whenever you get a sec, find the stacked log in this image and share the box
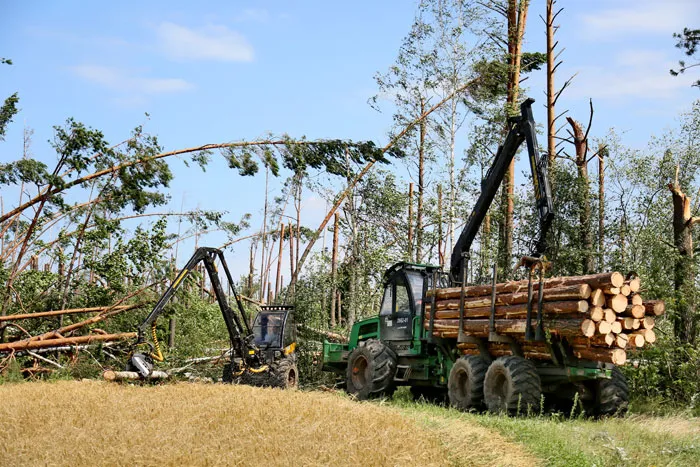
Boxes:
[425,272,664,365]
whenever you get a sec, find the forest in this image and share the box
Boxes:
[1,0,699,415]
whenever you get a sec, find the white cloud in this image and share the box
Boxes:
[580,1,699,39]
[156,22,254,62]
[71,65,194,94]
[563,49,687,100]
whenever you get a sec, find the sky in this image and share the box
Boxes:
[1,0,699,285]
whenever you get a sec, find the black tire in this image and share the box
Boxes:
[595,367,629,417]
[273,358,299,389]
[483,356,541,415]
[222,361,243,384]
[411,386,448,405]
[448,356,488,411]
[345,339,397,400]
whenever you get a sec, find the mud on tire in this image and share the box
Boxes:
[272,357,299,389]
[483,356,541,415]
[345,339,397,400]
[448,356,488,411]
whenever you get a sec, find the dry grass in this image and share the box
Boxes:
[0,381,451,467]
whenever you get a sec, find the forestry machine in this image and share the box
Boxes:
[323,98,629,416]
[127,247,298,388]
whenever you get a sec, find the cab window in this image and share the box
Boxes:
[380,275,412,315]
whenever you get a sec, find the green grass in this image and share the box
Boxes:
[389,388,700,467]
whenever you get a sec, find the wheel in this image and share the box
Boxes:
[595,367,629,417]
[411,386,448,405]
[448,356,488,411]
[483,356,541,415]
[345,339,397,400]
[273,358,299,389]
[222,361,243,384]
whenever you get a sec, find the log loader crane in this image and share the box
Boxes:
[322,99,629,415]
[127,247,298,388]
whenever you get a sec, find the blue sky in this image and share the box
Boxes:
[1,0,699,283]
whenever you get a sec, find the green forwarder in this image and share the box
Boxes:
[322,100,628,416]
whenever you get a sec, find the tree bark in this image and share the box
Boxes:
[567,117,593,274]
[417,97,426,263]
[408,182,414,261]
[330,212,339,327]
[669,170,698,343]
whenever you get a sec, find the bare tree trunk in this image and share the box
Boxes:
[567,117,593,273]
[288,221,295,297]
[546,0,557,171]
[275,223,285,298]
[330,212,339,327]
[248,241,255,298]
[500,0,529,279]
[417,97,426,263]
[598,145,606,269]
[259,166,269,301]
[669,167,698,344]
[408,182,414,261]
[438,184,444,266]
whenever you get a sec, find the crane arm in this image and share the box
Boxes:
[449,98,554,279]
[136,247,252,349]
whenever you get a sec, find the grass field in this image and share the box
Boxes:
[1,381,698,466]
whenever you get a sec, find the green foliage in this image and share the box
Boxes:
[670,27,700,88]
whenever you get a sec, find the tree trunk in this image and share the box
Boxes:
[275,223,285,298]
[598,145,606,269]
[669,170,698,343]
[408,182,414,261]
[546,0,557,171]
[417,97,426,263]
[567,117,593,273]
[330,212,339,327]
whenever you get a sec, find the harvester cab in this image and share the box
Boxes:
[126,247,298,389]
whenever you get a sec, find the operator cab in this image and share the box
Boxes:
[252,306,295,349]
[379,262,442,349]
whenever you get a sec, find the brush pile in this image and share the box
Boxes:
[425,272,664,365]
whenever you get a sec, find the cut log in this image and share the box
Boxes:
[103,370,169,381]
[616,333,629,349]
[622,304,645,319]
[598,321,612,335]
[641,316,655,330]
[619,284,631,296]
[630,294,643,306]
[427,284,592,311]
[606,294,628,313]
[581,319,596,337]
[0,332,136,352]
[604,308,617,324]
[428,272,624,300]
[620,317,636,330]
[429,318,588,338]
[602,286,620,295]
[590,289,605,307]
[628,277,641,293]
[637,328,656,344]
[643,300,665,316]
[629,333,646,348]
[570,333,614,347]
[428,300,589,320]
[610,321,622,334]
[590,306,604,322]
[573,347,626,365]
[632,319,641,330]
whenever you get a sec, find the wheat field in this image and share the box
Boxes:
[0,381,455,466]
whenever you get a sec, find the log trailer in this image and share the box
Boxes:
[322,99,629,415]
[127,247,298,388]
